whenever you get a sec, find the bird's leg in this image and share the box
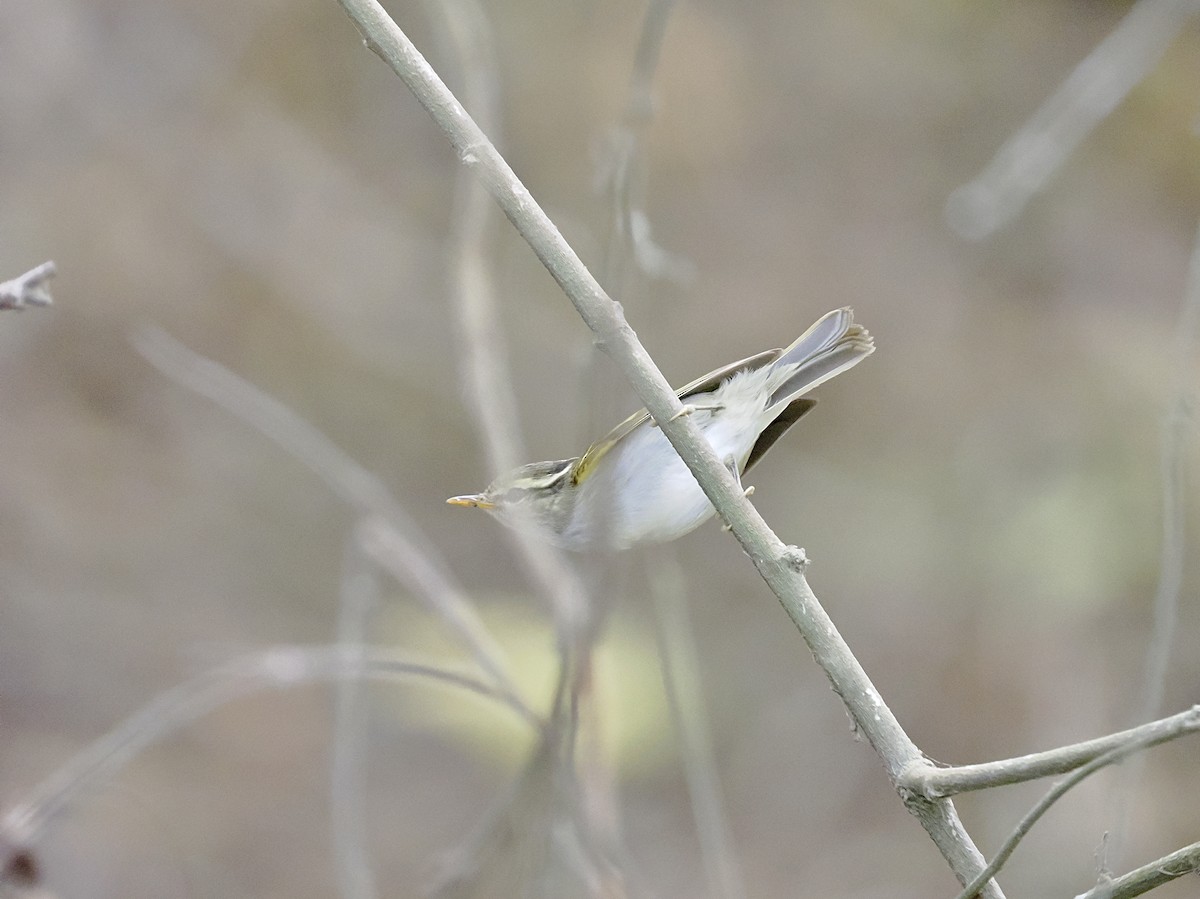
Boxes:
[723,456,753,497]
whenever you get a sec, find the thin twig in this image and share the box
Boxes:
[0,645,538,859]
[1106,211,1200,872]
[0,262,56,311]
[945,0,1197,239]
[1075,839,1200,899]
[133,326,523,710]
[951,724,1192,899]
[332,2,1001,895]
[901,705,1200,799]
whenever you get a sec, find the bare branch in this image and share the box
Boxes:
[901,705,1200,799]
[1106,206,1200,871]
[604,2,742,892]
[1075,840,1200,899]
[946,0,1197,239]
[133,326,523,709]
[332,1,1001,894]
[0,262,56,311]
[597,0,693,291]
[941,0,1200,885]
[951,721,1196,899]
[429,0,591,650]
[134,327,543,893]
[0,645,538,860]
[427,1,619,890]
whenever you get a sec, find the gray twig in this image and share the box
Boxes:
[332,1,1001,895]
[0,262,56,311]
[901,705,1200,799]
[1075,839,1200,899]
[951,723,1199,899]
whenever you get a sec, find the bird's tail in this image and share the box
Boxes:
[766,307,874,412]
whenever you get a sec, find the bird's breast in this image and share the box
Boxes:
[567,405,762,549]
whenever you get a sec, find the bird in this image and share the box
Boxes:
[447,307,873,550]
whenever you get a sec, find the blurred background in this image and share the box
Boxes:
[2,0,1199,896]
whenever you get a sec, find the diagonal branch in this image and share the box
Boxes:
[133,326,522,708]
[945,0,1197,240]
[332,1,1002,895]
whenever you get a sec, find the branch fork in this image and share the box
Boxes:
[0,262,56,311]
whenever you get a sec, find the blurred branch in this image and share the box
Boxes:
[650,559,746,899]
[945,3,1200,889]
[1107,210,1200,870]
[134,326,544,895]
[430,0,591,665]
[133,326,524,711]
[0,645,537,864]
[0,262,55,311]
[604,1,742,894]
[333,1,1001,895]
[596,0,692,292]
[1075,840,1200,899]
[951,721,1200,899]
[331,535,382,899]
[901,705,1200,799]
[428,0,622,892]
[946,0,1197,239]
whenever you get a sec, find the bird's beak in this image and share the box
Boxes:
[446,494,496,510]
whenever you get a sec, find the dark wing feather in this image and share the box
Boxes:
[744,397,817,474]
[572,349,782,485]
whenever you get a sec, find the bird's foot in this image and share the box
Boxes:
[673,401,724,421]
[720,457,754,531]
[653,402,727,426]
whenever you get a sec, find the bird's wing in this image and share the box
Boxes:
[743,397,817,474]
[571,348,781,486]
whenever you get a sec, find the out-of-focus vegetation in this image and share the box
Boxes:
[1,1,1198,896]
